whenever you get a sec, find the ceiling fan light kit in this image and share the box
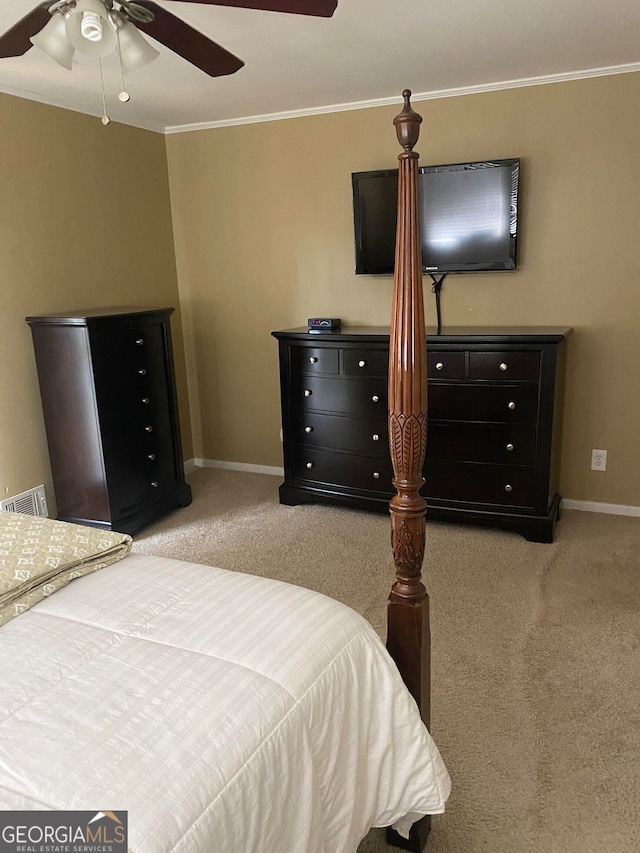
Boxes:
[28,1,158,69]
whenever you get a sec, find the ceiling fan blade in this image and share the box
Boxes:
[134,0,245,77]
[165,0,338,17]
[0,3,51,58]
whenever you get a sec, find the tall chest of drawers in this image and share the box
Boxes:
[272,325,572,543]
[27,307,192,535]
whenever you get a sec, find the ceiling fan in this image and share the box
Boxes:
[0,0,338,78]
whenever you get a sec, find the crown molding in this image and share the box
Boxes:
[164,61,640,135]
[2,61,639,135]
[0,80,166,134]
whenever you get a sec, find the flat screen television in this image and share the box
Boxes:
[352,158,520,275]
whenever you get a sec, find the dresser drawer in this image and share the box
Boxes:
[293,412,388,456]
[468,351,540,381]
[427,351,465,379]
[292,376,387,417]
[427,423,536,465]
[343,348,388,377]
[116,419,174,454]
[115,463,179,513]
[424,460,535,508]
[94,349,170,401]
[291,346,339,374]
[294,447,393,493]
[91,322,166,373]
[429,384,538,424]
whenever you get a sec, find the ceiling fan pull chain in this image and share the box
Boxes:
[99,57,110,125]
[115,29,131,102]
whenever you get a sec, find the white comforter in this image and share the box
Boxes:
[0,553,450,852]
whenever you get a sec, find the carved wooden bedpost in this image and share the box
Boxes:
[386,90,430,851]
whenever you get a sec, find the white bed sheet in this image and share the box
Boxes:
[0,553,450,852]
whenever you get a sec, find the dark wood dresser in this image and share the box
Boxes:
[27,307,192,535]
[272,325,572,543]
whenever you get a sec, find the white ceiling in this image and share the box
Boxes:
[1,0,639,134]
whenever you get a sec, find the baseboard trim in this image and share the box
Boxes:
[182,464,639,517]
[192,458,284,477]
[562,499,640,518]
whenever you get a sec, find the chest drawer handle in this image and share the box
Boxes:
[141,397,150,404]
[304,426,313,433]
[135,338,144,346]
[147,453,156,460]
[435,362,444,370]
[372,395,379,403]
[304,389,312,397]
[309,357,318,364]
[138,368,147,375]
[306,461,314,469]
[500,362,508,371]
[372,433,380,441]
[505,484,513,493]
[358,360,366,368]
[508,401,516,410]
[145,425,153,432]
[151,481,159,488]
[373,472,380,479]
[506,443,514,451]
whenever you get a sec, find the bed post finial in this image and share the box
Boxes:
[387,83,430,757]
[394,89,422,153]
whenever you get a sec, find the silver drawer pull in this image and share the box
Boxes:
[306,461,314,469]
[372,395,379,403]
[500,362,508,371]
[147,453,156,461]
[309,356,318,364]
[145,425,153,432]
[508,401,516,410]
[135,338,144,346]
[506,443,514,451]
[151,481,159,488]
[138,368,147,375]
[373,472,380,479]
[304,389,312,397]
[304,426,313,433]
[372,433,380,441]
[435,362,444,370]
[505,484,513,492]
[141,397,150,404]
[358,360,366,368]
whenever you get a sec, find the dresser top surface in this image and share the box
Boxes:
[272,325,573,343]
[26,307,174,326]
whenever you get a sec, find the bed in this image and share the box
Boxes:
[0,92,447,852]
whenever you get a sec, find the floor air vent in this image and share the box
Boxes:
[1,485,48,517]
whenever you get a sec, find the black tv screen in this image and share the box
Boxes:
[352,159,520,275]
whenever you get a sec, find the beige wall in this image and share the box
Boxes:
[0,94,191,512]
[167,72,640,507]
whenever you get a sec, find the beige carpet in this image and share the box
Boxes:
[134,467,640,853]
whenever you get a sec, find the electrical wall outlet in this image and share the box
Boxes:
[591,449,607,471]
